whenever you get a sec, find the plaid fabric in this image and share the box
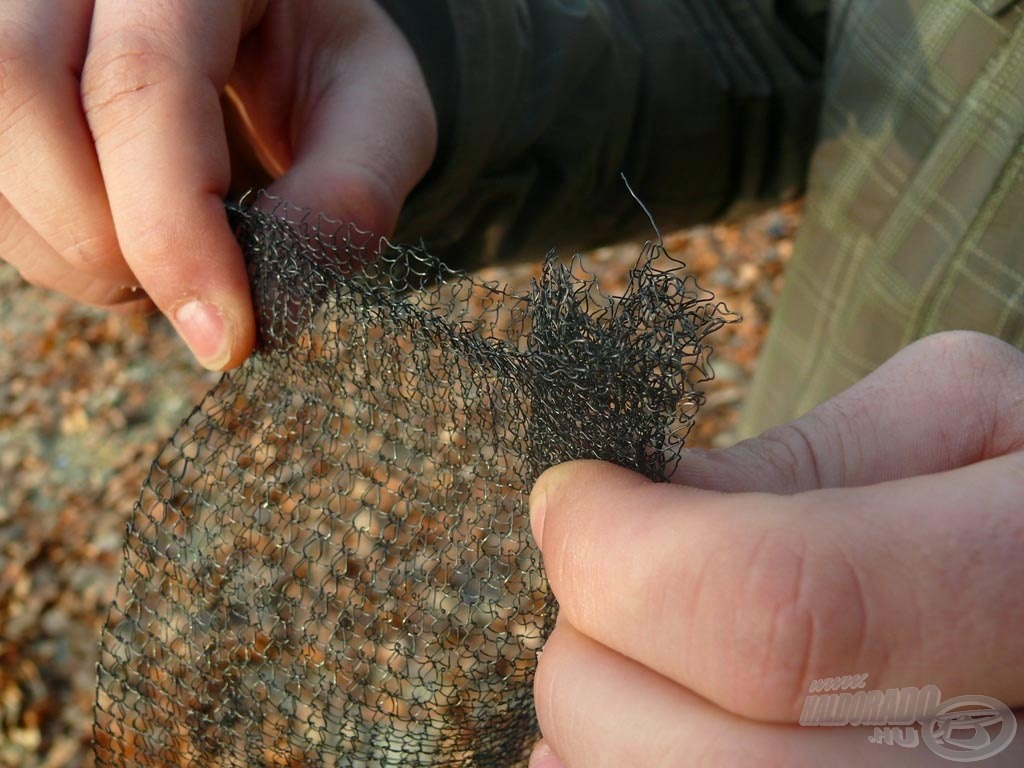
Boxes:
[740,0,1024,436]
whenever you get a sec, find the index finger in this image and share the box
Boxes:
[81,0,263,369]
[673,332,1024,494]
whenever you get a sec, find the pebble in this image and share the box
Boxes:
[0,200,802,767]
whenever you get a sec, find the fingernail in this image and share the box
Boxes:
[529,741,564,768]
[175,299,231,370]
[529,479,548,551]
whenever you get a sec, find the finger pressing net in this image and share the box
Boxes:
[93,196,735,767]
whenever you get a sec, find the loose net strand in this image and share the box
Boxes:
[93,195,736,767]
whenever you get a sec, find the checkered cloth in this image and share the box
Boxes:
[741,0,1024,435]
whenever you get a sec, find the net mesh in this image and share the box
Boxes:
[92,196,735,767]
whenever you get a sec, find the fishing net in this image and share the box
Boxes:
[92,195,734,767]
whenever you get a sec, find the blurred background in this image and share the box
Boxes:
[0,202,799,767]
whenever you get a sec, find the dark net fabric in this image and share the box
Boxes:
[93,198,733,767]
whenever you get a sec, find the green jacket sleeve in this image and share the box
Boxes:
[376,0,828,269]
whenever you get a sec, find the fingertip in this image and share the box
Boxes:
[220,288,256,369]
[257,26,438,239]
[529,462,586,551]
[171,289,255,372]
[117,196,256,372]
[216,302,256,371]
[533,459,626,492]
[172,298,231,370]
[528,485,548,552]
[265,163,400,238]
[530,461,651,552]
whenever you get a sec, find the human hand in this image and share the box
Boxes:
[0,0,436,369]
[528,331,1024,767]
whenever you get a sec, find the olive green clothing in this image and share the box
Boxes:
[742,0,1024,435]
[378,0,1024,436]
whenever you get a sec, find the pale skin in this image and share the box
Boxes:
[0,0,437,370]
[529,331,1024,767]
[1,4,1020,766]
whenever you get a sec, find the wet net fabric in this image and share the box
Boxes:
[93,197,733,767]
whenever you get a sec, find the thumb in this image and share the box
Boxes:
[262,5,437,236]
[674,331,1024,493]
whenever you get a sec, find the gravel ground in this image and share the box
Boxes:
[0,203,800,768]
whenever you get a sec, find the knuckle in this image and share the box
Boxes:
[730,525,871,718]
[0,26,37,96]
[334,172,399,235]
[732,527,815,708]
[13,259,126,308]
[81,31,176,121]
[59,233,120,273]
[904,331,1024,451]
[756,423,824,490]
[0,34,44,137]
[113,218,198,298]
[121,213,179,264]
[16,263,55,292]
[917,328,1001,353]
[907,330,1020,378]
[531,626,573,752]
[387,70,438,170]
